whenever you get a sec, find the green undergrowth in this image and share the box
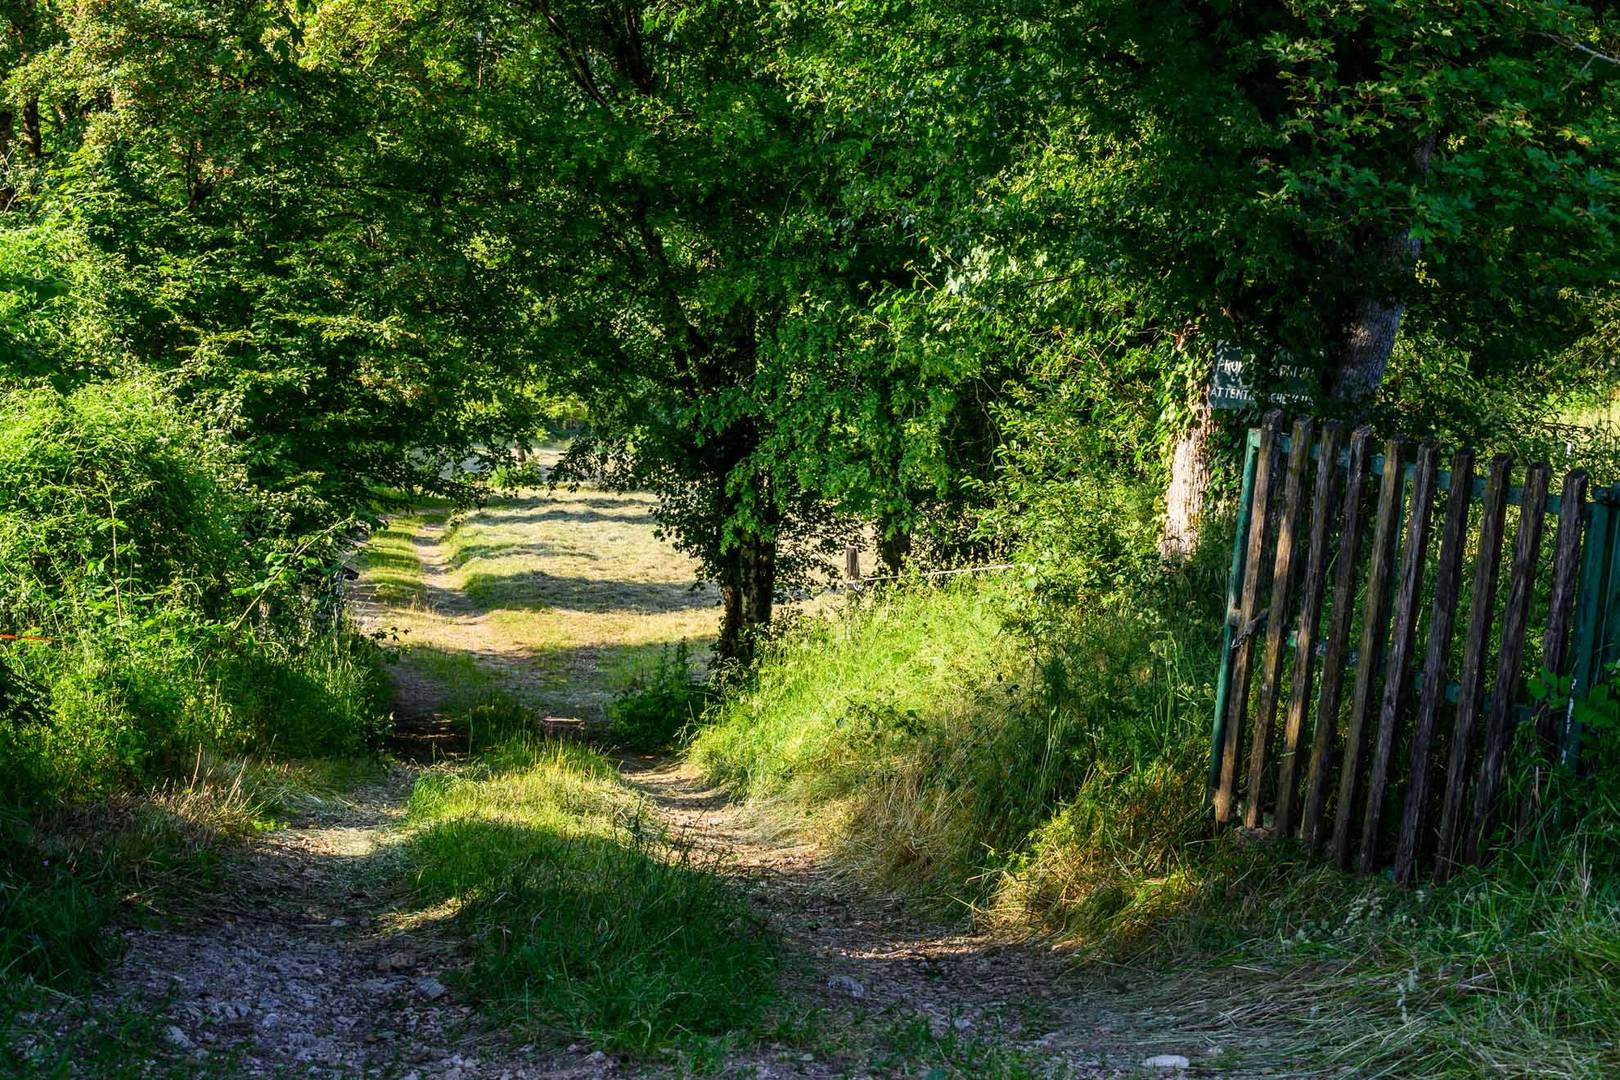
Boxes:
[0,380,394,801]
[403,736,778,1055]
[0,379,394,987]
[690,574,1216,905]
[0,995,246,1080]
[1107,826,1620,1077]
[690,566,1620,1076]
[607,640,710,752]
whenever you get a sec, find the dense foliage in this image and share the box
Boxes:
[6,0,1617,656]
[0,379,388,803]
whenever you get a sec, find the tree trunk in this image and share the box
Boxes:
[717,530,776,664]
[1331,232,1420,402]
[1160,399,1218,560]
[22,96,40,160]
[877,519,911,575]
[1332,136,1433,402]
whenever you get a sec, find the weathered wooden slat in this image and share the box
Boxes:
[1358,443,1440,872]
[1463,463,1550,865]
[1245,417,1316,828]
[1392,448,1475,884]
[1275,421,1344,839]
[1214,411,1284,824]
[1433,454,1512,883]
[1566,490,1617,768]
[1331,436,1407,869]
[1534,470,1589,757]
[1514,469,1591,828]
[1300,427,1373,849]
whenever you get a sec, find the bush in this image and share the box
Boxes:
[607,641,709,752]
[0,379,254,631]
[0,379,390,801]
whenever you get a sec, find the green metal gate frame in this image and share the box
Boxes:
[1209,426,1620,792]
[1568,482,1620,763]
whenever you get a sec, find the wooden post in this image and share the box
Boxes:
[1535,471,1588,760]
[1245,417,1315,828]
[1464,464,1550,865]
[1566,485,1618,767]
[1209,430,1263,798]
[1358,442,1439,873]
[1331,436,1407,868]
[1392,447,1474,884]
[1434,455,1512,882]
[1275,421,1343,838]
[845,543,860,584]
[1300,426,1373,848]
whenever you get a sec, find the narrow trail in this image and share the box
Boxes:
[624,759,1140,1073]
[57,483,1219,1078]
[345,487,1209,1076]
[74,756,609,1078]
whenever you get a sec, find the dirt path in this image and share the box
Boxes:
[73,768,617,1078]
[55,489,1215,1079]
[344,493,1215,1077]
[625,760,1197,1077]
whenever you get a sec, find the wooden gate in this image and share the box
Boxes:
[1209,411,1620,883]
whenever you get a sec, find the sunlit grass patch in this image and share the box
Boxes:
[355,513,434,608]
[404,737,778,1053]
[690,581,1025,894]
[439,488,718,720]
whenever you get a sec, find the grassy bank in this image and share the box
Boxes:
[689,573,1620,1077]
[691,574,1218,909]
[402,736,778,1057]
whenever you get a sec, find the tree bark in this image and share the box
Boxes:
[877,519,911,575]
[1160,399,1218,560]
[22,96,40,160]
[717,529,776,664]
[1332,136,1434,401]
[1330,232,1420,402]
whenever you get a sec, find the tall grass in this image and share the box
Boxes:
[690,566,1620,1076]
[691,574,1218,901]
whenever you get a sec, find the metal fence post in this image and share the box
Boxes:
[1565,483,1620,767]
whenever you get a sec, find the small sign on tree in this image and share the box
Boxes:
[1210,342,1317,411]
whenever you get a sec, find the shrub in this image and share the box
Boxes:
[0,379,254,631]
[606,641,709,752]
[0,379,390,802]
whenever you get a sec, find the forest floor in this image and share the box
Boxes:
[21,474,1258,1078]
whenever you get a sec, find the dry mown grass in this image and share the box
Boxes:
[359,473,721,724]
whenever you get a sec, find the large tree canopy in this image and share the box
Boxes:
[3,0,1616,647]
